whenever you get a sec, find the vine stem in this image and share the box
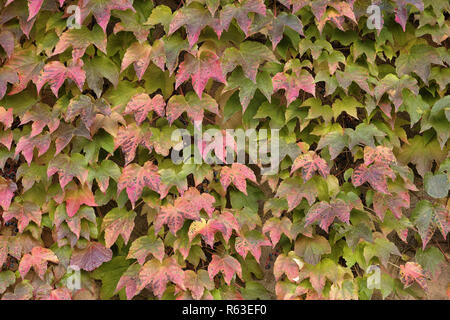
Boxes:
[388,261,400,269]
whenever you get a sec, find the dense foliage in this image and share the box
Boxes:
[0,0,449,300]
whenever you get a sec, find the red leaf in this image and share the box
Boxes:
[154,204,185,235]
[116,264,141,300]
[273,69,315,105]
[117,162,161,208]
[373,191,410,221]
[138,257,185,298]
[14,133,51,165]
[0,177,16,210]
[114,123,152,165]
[65,95,111,130]
[27,0,43,21]
[213,211,240,243]
[363,145,396,166]
[0,106,13,129]
[36,61,85,97]
[175,50,226,98]
[400,262,430,291]
[124,93,166,124]
[274,252,304,282]
[188,218,226,247]
[208,254,242,285]
[305,199,351,233]
[290,151,330,180]
[174,187,215,220]
[3,201,42,233]
[18,246,58,279]
[64,183,97,217]
[352,163,396,194]
[234,230,271,262]
[70,241,113,271]
[394,0,424,31]
[220,163,257,195]
[262,217,292,247]
[47,288,72,300]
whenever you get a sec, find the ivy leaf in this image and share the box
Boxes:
[208,254,242,285]
[188,218,226,247]
[184,269,214,300]
[117,162,161,208]
[294,235,331,265]
[221,41,276,82]
[411,200,449,249]
[273,252,304,282]
[20,103,60,138]
[53,122,91,156]
[47,153,89,189]
[262,217,292,247]
[27,0,44,21]
[273,69,315,105]
[15,133,51,165]
[397,133,446,177]
[220,0,266,36]
[52,25,107,61]
[316,130,348,160]
[424,172,449,199]
[102,208,136,248]
[138,257,185,298]
[3,201,42,233]
[88,160,121,193]
[352,163,396,194]
[0,106,13,129]
[213,211,240,243]
[399,262,430,291]
[0,271,15,294]
[0,177,17,210]
[275,176,317,211]
[174,187,216,220]
[290,151,330,181]
[305,199,351,233]
[396,44,443,84]
[373,191,410,221]
[154,204,184,235]
[4,47,43,95]
[114,123,152,165]
[18,247,58,279]
[364,146,396,166]
[64,183,97,217]
[363,237,401,267]
[166,92,219,125]
[235,230,271,262]
[0,67,19,99]
[124,93,166,125]
[374,74,419,111]
[175,49,226,98]
[121,41,165,80]
[169,6,222,48]
[84,56,119,98]
[224,69,273,112]
[220,163,257,195]
[394,0,424,31]
[115,264,141,300]
[70,241,113,272]
[36,61,85,97]
[127,236,165,264]
[80,0,135,33]
[269,11,304,49]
